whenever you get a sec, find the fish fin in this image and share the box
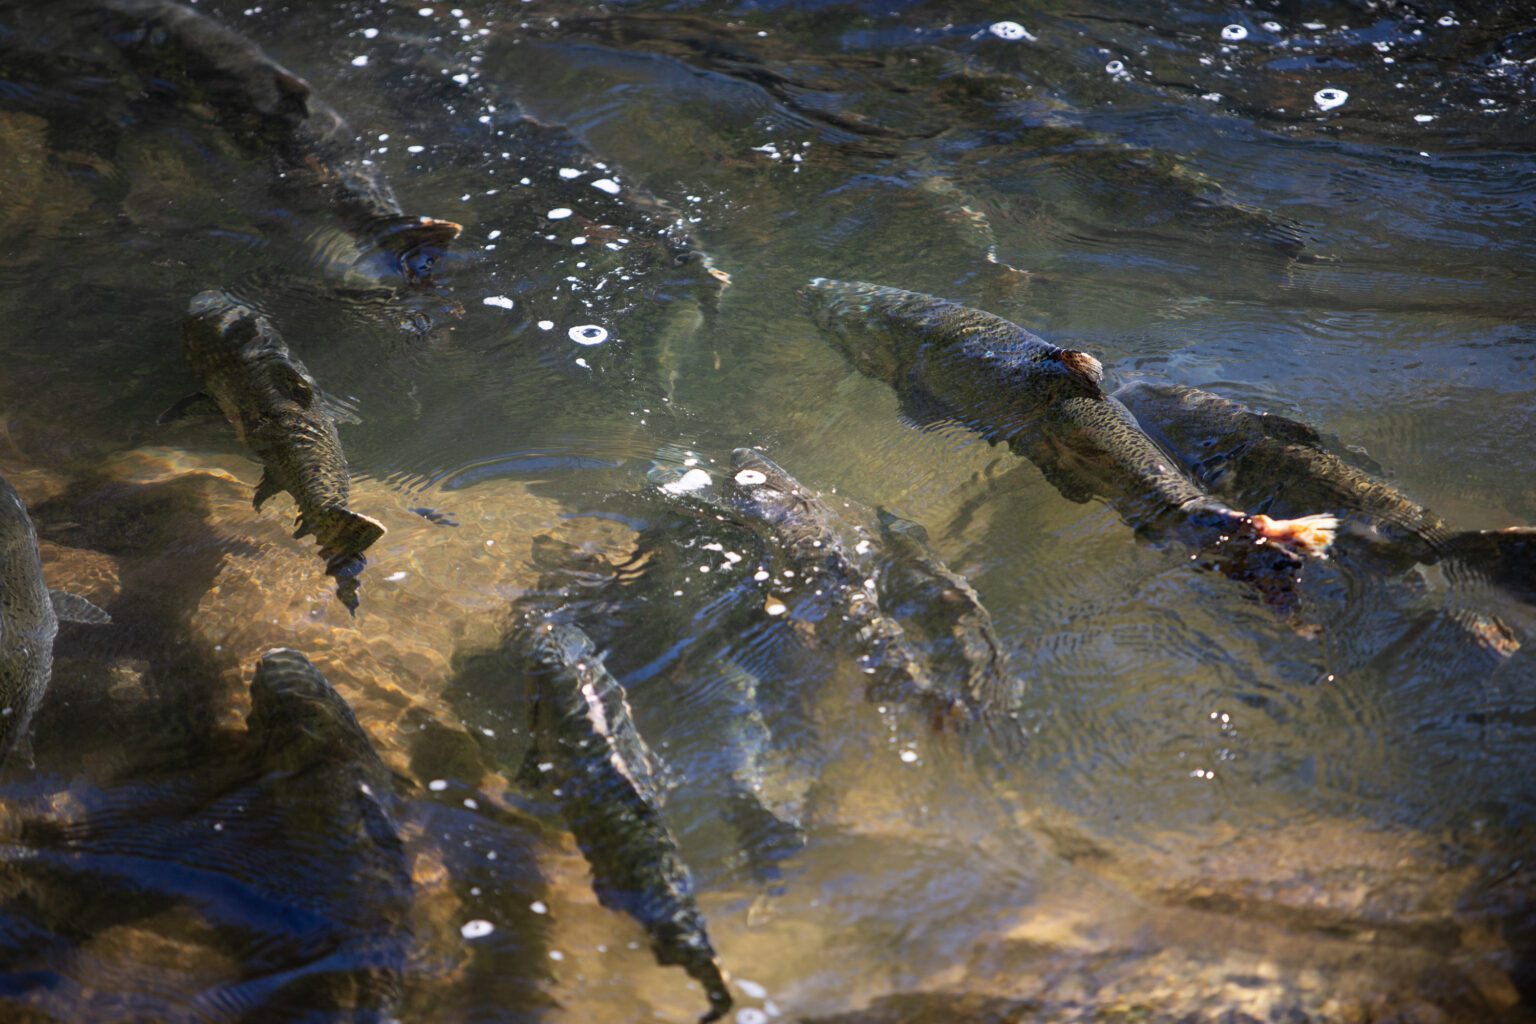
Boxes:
[1253,410,1325,447]
[272,364,316,409]
[156,391,222,426]
[1441,527,1536,604]
[364,215,463,256]
[253,469,283,512]
[271,69,311,114]
[326,553,366,616]
[1057,348,1104,390]
[49,590,110,625]
[315,509,387,563]
[1249,513,1338,558]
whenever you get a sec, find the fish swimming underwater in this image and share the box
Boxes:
[1115,380,1536,603]
[0,473,110,768]
[93,0,461,285]
[803,279,1336,608]
[170,290,384,612]
[511,615,732,1023]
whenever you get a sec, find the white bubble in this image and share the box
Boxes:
[384,571,407,582]
[461,919,494,939]
[547,208,573,220]
[428,779,448,792]
[738,979,768,1000]
[362,27,379,38]
[487,229,501,240]
[482,295,514,310]
[763,596,787,616]
[734,469,768,486]
[568,324,608,345]
[1438,14,1456,26]
[1414,113,1436,123]
[1105,60,1125,74]
[591,178,621,194]
[737,1011,770,1024]
[1314,87,1348,111]
[418,6,433,16]
[530,900,548,915]
[558,167,582,179]
[899,749,919,763]
[987,21,1034,42]
[1262,20,1281,32]
[1221,24,1248,41]
[571,236,587,246]
[407,144,425,154]
[753,570,770,582]
[537,320,554,330]
[661,468,713,495]
[350,55,369,67]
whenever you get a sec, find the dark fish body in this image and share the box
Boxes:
[180,289,384,611]
[875,513,1018,719]
[94,0,460,281]
[1116,380,1536,600]
[720,447,950,714]
[512,617,731,1023]
[0,475,59,765]
[709,657,807,876]
[804,279,1336,605]
[234,647,411,1022]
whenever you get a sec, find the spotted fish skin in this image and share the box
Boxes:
[512,617,732,1023]
[95,0,460,281]
[721,447,953,715]
[1116,380,1536,601]
[0,474,59,765]
[804,279,1336,607]
[181,290,384,612]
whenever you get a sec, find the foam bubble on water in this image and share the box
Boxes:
[571,236,587,246]
[987,21,1035,42]
[661,468,712,495]
[529,900,548,915]
[487,229,501,240]
[547,208,573,220]
[350,55,369,67]
[753,570,770,582]
[1262,20,1282,31]
[407,144,425,154]
[1438,14,1457,26]
[1105,59,1126,75]
[738,980,768,1000]
[737,1011,770,1024]
[558,168,582,179]
[763,596,787,616]
[568,324,608,345]
[428,779,448,792]
[384,571,407,582]
[482,295,514,310]
[1221,24,1248,41]
[537,320,554,330]
[461,919,494,939]
[418,6,433,15]
[899,749,919,763]
[734,469,768,486]
[362,27,379,38]
[1414,113,1436,123]
[1314,87,1348,111]
[591,178,621,194]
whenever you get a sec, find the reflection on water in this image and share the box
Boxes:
[1,0,1534,1020]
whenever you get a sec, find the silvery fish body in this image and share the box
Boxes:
[512,617,731,1023]
[804,279,1337,608]
[180,289,384,612]
[0,475,59,765]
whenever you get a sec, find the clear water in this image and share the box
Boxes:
[1,0,1533,1020]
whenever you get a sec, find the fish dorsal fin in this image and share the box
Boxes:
[1254,410,1324,447]
[272,363,316,408]
[49,590,110,625]
[272,69,311,115]
[156,391,222,426]
[1057,349,1104,391]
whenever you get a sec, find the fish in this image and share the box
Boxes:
[170,289,384,612]
[1115,379,1536,602]
[719,447,956,716]
[511,615,732,1023]
[0,473,110,768]
[94,0,461,284]
[875,512,1020,720]
[803,279,1337,608]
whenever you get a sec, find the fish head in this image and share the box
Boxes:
[723,448,806,526]
[248,647,374,767]
[800,278,906,383]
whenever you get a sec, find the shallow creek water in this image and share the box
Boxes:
[0,0,1534,1021]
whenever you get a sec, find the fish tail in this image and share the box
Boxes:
[311,508,386,563]
[1249,512,1338,558]
[1441,527,1536,603]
